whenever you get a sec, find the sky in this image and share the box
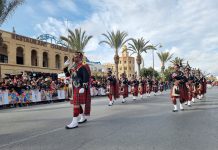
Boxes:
[1,0,218,75]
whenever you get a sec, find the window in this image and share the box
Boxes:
[129,61,131,64]
[129,67,131,71]
[16,47,24,65]
[0,44,8,63]
[64,56,68,63]
[55,54,61,69]
[43,52,49,67]
[31,50,38,66]
[124,67,127,70]
[0,55,8,63]
[124,61,126,64]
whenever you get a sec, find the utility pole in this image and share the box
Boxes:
[152,43,162,78]
[152,49,154,78]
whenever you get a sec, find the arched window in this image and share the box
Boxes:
[64,56,68,63]
[55,54,61,69]
[43,52,48,67]
[0,44,8,63]
[16,47,24,65]
[31,50,38,66]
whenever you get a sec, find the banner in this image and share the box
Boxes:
[3,91,9,105]
[0,91,3,105]
[0,87,106,106]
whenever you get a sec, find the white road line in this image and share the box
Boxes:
[0,127,64,149]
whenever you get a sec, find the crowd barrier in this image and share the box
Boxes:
[0,85,172,107]
[0,87,107,106]
[0,89,66,106]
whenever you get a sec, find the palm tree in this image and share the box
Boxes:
[170,57,184,66]
[60,28,93,53]
[99,30,129,79]
[157,51,173,73]
[128,37,156,77]
[0,0,24,25]
[0,0,24,80]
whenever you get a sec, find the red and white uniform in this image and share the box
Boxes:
[131,79,139,98]
[169,71,185,112]
[106,75,119,106]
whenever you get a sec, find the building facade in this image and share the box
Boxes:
[83,57,105,76]
[118,45,135,78]
[103,46,135,79]
[103,63,115,74]
[0,30,74,79]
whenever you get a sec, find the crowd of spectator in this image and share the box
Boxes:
[0,72,109,107]
[0,71,68,107]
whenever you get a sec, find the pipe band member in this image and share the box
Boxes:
[169,64,185,112]
[120,73,129,103]
[64,52,91,129]
[106,69,118,106]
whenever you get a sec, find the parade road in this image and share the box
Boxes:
[0,88,218,150]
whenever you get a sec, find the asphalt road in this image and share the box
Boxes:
[0,87,218,150]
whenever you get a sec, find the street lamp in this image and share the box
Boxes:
[152,49,155,78]
[152,43,162,78]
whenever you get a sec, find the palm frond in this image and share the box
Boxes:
[99,30,129,53]
[60,28,92,53]
[0,0,24,25]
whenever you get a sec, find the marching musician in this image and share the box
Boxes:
[159,80,164,95]
[106,69,117,106]
[169,64,185,112]
[64,52,91,129]
[138,76,145,99]
[120,72,129,103]
[131,75,139,100]
[183,65,194,107]
[152,78,159,96]
[147,77,153,97]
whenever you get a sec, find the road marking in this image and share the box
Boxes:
[0,127,64,149]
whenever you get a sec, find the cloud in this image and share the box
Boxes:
[35,0,218,75]
[57,0,77,12]
[35,17,67,37]
[84,37,99,52]
[40,1,57,15]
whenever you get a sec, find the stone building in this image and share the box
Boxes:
[118,45,135,78]
[0,29,74,79]
[103,63,115,74]
[103,45,135,79]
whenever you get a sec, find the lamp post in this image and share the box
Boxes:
[152,49,154,78]
[152,43,162,78]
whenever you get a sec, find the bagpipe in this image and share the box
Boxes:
[119,78,128,95]
[171,79,181,97]
[138,83,144,94]
[171,85,180,96]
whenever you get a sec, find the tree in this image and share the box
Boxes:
[140,67,159,78]
[170,57,184,66]
[0,0,24,25]
[60,28,93,53]
[128,37,156,77]
[157,51,173,73]
[99,30,129,79]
